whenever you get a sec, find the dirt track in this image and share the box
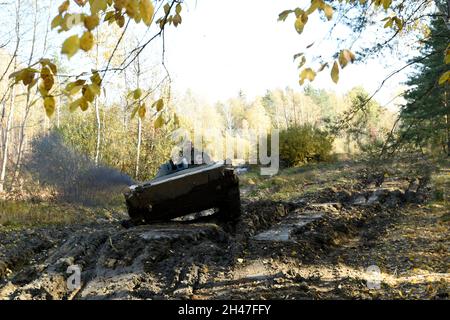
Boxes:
[0,162,448,300]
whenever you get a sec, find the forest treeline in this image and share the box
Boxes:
[0,0,448,201]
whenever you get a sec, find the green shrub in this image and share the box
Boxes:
[279,125,333,167]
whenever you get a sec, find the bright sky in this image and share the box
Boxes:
[163,0,410,109]
[0,0,413,110]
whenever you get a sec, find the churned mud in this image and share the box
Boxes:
[0,160,448,300]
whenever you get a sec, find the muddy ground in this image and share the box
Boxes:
[0,159,448,300]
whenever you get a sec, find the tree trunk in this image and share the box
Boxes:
[135,55,142,179]
[94,28,101,166]
[94,99,101,165]
[12,0,38,185]
[0,87,16,193]
[136,118,142,179]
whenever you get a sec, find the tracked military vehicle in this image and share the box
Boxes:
[124,161,241,225]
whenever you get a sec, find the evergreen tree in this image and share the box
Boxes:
[401,17,450,155]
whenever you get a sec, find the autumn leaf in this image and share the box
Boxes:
[140,0,154,26]
[58,0,70,14]
[173,14,182,27]
[278,10,292,22]
[323,4,334,21]
[40,66,55,91]
[126,0,139,19]
[61,35,80,58]
[299,68,316,85]
[133,88,142,99]
[154,114,164,128]
[90,0,107,15]
[80,31,94,51]
[79,98,89,111]
[382,0,392,10]
[138,104,146,119]
[438,71,450,85]
[331,61,339,83]
[294,16,305,34]
[339,49,356,68]
[65,79,86,95]
[44,96,56,117]
[155,98,164,112]
[176,3,182,14]
[82,84,100,102]
[91,71,102,85]
[69,99,81,112]
[84,15,100,31]
[306,0,321,15]
[40,59,58,74]
[51,15,63,29]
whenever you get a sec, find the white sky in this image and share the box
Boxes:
[0,0,414,110]
[163,0,410,109]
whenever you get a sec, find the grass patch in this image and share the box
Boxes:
[0,200,120,230]
[239,160,362,201]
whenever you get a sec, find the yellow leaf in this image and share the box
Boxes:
[58,0,70,14]
[278,10,292,22]
[80,31,94,51]
[438,71,450,85]
[306,0,322,15]
[338,49,355,69]
[384,17,393,28]
[382,0,392,10]
[163,3,170,15]
[138,104,146,119]
[91,71,102,85]
[90,0,107,15]
[323,4,334,20]
[65,79,86,95]
[125,0,139,18]
[331,61,339,84]
[133,88,142,99]
[175,3,182,14]
[40,59,58,74]
[173,13,182,27]
[84,15,100,30]
[297,56,306,69]
[79,98,89,111]
[154,114,164,128]
[155,98,164,111]
[140,0,155,26]
[393,17,403,31]
[82,84,100,102]
[44,96,56,117]
[104,11,115,23]
[51,15,63,29]
[22,69,35,86]
[299,68,316,85]
[294,16,305,34]
[116,15,125,27]
[69,99,81,112]
[114,0,127,10]
[40,66,54,91]
[61,35,80,58]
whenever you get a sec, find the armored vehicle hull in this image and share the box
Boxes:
[124,162,241,224]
